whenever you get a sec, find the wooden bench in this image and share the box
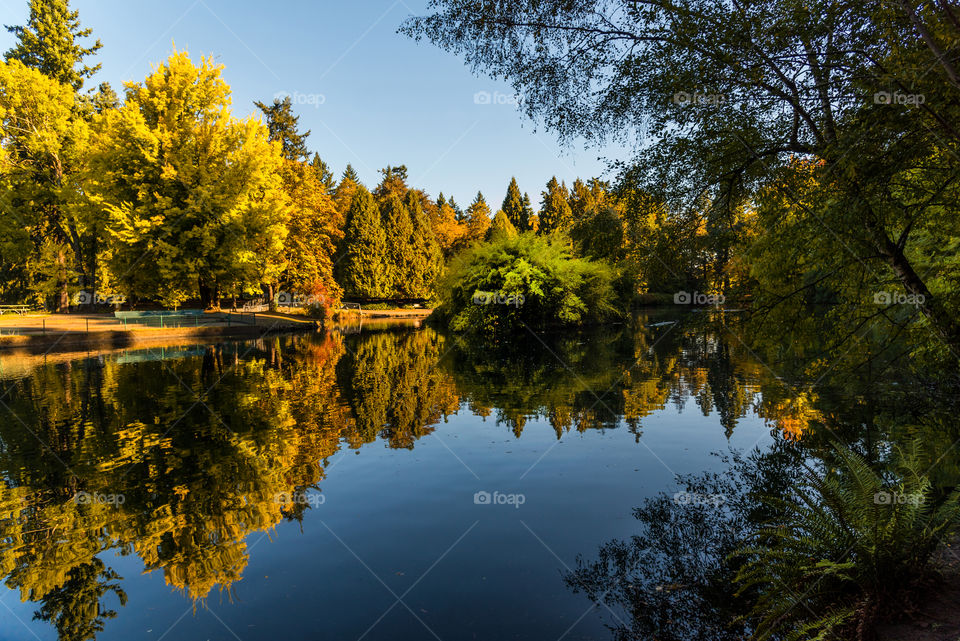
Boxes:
[241,300,268,312]
[0,305,31,315]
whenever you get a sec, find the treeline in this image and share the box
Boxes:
[0,0,454,309]
[1,0,747,315]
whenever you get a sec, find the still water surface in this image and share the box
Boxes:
[0,313,807,640]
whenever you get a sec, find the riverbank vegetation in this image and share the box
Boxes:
[436,232,619,335]
[735,442,960,640]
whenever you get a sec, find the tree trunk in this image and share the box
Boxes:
[199,278,213,310]
[89,235,98,300]
[263,283,276,311]
[56,249,70,313]
[878,230,960,356]
[197,276,223,310]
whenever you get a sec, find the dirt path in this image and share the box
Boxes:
[0,312,315,354]
[0,310,430,356]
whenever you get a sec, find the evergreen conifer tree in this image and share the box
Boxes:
[449,196,465,222]
[336,186,390,298]
[342,164,360,183]
[465,191,491,242]
[4,0,101,90]
[254,96,310,161]
[374,165,409,202]
[538,176,573,234]
[278,159,343,306]
[381,195,413,296]
[501,177,527,231]
[487,209,518,241]
[310,153,336,194]
[433,198,466,255]
[521,192,534,231]
[334,164,361,218]
[405,191,443,297]
[568,178,596,220]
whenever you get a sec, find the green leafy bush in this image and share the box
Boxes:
[733,441,960,641]
[435,233,618,335]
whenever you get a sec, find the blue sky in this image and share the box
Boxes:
[0,0,622,209]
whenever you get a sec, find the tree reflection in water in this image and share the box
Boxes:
[562,311,960,640]
[564,443,803,641]
[1,312,952,640]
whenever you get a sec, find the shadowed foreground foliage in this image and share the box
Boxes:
[735,443,960,641]
[566,439,960,641]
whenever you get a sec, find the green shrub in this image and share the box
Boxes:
[732,441,960,641]
[435,232,619,335]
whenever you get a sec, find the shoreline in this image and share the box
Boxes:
[0,309,433,356]
[0,324,296,355]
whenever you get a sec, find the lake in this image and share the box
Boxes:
[0,311,944,640]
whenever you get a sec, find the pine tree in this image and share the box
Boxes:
[568,178,596,220]
[342,164,360,183]
[487,210,518,241]
[436,192,447,211]
[374,165,409,202]
[310,153,336,194]
[521,192,535,231]
[449,196,465,222]
[538,176,573,234]
[4,0,101,90]
[405,191,443,297]
[334,164,360,219]
[255,96,310,161]
[381,195,413,296]
[501,177,527,231]
[465,191,491,242]
[336,186,390,298]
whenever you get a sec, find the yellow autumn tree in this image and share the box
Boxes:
[0,59,94,309]
[88,50,289,308]
[277,159,343,313]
